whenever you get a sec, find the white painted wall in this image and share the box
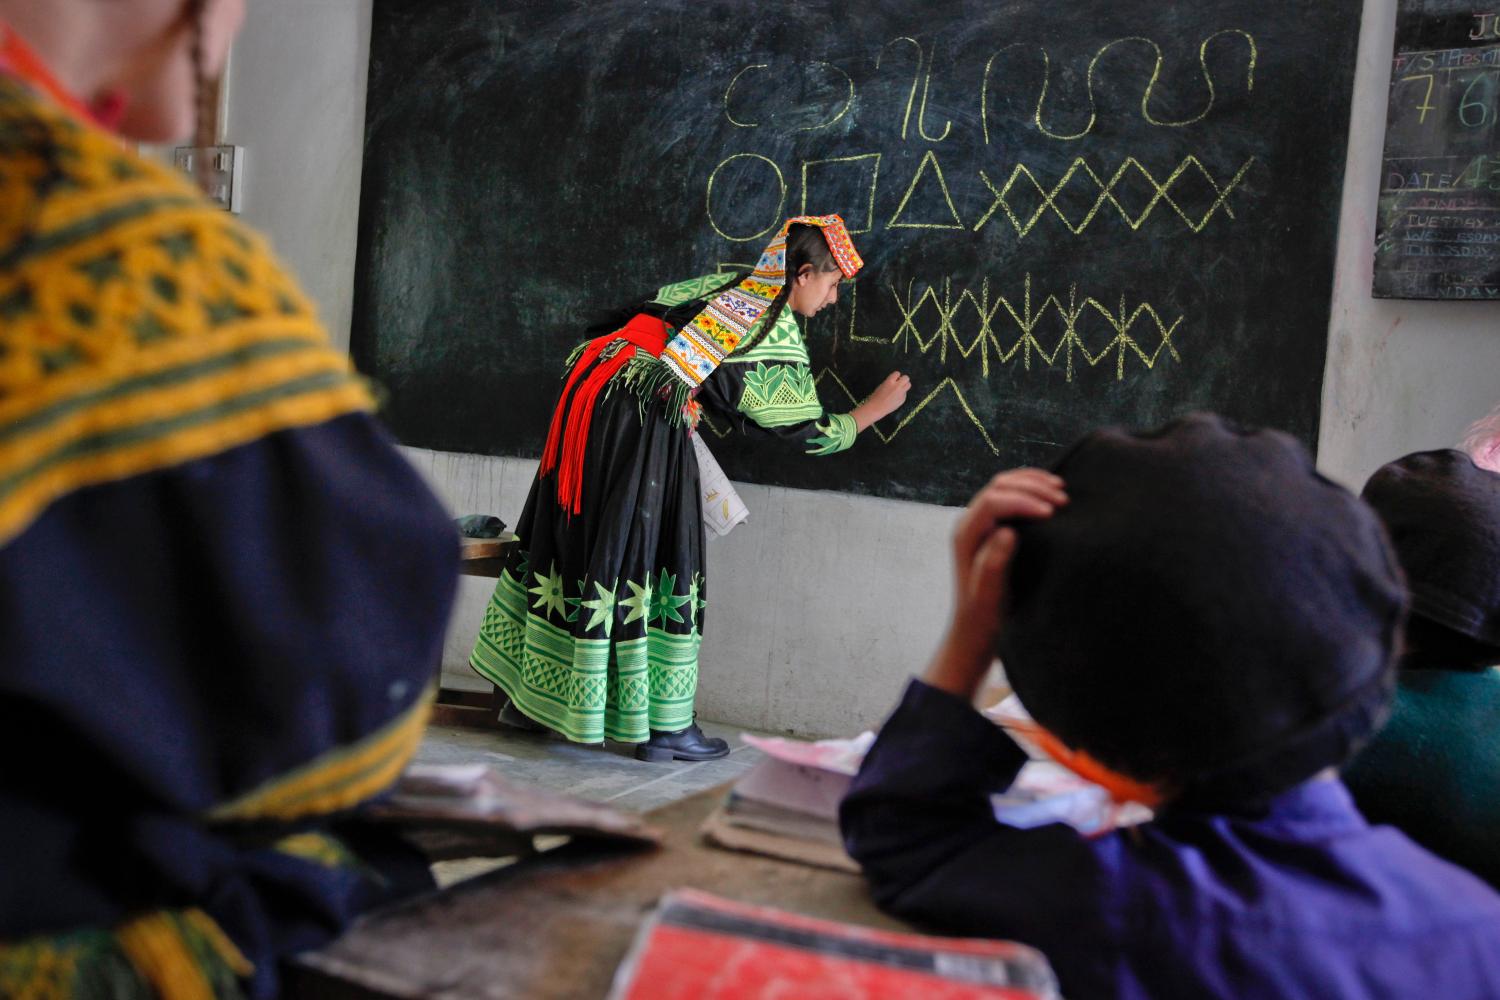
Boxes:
[223,0,372,353]
[1320,0,1500,489]
[226,0,1500,737]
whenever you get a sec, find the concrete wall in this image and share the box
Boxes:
[225,0,1500,737]
[400,447,953,738]
[1320,0,1500,489]
[224,0,372,353]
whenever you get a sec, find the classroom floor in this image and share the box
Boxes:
[414,717,768,810]
[413,718,769,886]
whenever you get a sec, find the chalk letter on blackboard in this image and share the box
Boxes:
[724,64,769,127]
[876,38,952,142]
[795,63,857,132]
[981,43,1036,146]
[1141,30,1258,129]
[877,37,923,141]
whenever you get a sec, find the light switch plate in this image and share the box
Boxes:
[172,144,244,213]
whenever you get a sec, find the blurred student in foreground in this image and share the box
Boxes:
[841,413,1500,999]
[0,2,457,997]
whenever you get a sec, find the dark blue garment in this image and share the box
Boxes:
[840,680,1500,1000]
[0,413,458,997]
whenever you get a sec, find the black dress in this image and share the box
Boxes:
[469,273,858,743]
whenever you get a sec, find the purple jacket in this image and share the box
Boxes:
[841,680,1500,999]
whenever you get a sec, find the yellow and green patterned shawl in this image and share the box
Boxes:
[0,75,372,550]
[0,76,433,1000]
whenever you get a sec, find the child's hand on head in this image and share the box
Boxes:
[925,469,1067,700]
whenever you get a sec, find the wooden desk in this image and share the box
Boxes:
[432,534,517,728]
[458,534,515,579]
[286,784,903,999]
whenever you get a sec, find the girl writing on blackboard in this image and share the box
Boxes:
[469,215,910,760]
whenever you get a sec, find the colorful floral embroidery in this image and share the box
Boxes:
[661,215,860,389]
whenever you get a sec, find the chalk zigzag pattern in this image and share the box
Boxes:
[869,274,1183,381]
[974,156,1256,237]
[699,278,1184,455]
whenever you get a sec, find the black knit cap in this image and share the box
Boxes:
[996,413,1405,808]
[1362,449,1500,653]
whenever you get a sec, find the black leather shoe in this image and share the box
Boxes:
[635,721,730,762]
[496,699,549,734]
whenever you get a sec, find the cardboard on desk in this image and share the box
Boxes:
[608,889,1060,1000]
[365,763,663,861]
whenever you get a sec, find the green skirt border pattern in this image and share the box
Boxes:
[469,569,701,744]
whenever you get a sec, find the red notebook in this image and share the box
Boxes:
[608,889,1058,999]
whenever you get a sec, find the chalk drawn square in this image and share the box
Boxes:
[800,153,880,233]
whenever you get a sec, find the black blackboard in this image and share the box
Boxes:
[353,0,1362,506]
[1374,1,1500,300]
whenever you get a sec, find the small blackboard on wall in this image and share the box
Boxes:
[354,0,1363,506]
[1375,2,1500,299]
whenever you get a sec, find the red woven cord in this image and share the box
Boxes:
[544,315,669,515]
[539,336,613,479]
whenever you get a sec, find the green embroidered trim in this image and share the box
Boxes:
[652,273,730,308]
[0,912,249,1000]
[569,579,619,637]
[524,562,697,631]
[645,568,693,626]
[807,411,858,456]
[614,354,693,426]
[273,832,360,870]
[725,310,809,365]
[0,931,138,1000]
[558,344,692,428]
[470,567,702,743]
[738,361,823,427]
[562,339,589,370]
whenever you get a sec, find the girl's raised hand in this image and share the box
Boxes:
[853,371,912,431]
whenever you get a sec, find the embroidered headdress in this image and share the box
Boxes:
[660,214,862,389]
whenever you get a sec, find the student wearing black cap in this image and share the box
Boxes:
[1343,449,1500,890]
[840,414,1500,999]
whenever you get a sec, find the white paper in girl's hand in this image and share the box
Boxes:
[692,433,749,536]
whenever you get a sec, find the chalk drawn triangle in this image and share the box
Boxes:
[888,150,965,230]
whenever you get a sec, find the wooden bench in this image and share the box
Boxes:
[430,534,517,728]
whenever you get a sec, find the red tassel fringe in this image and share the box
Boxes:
[539,314,669,516]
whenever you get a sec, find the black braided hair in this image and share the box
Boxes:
[186,0,214,195]
[727,223,839,357]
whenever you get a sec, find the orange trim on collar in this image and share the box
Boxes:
[1008,719,1166,809]
[0,23,119,129]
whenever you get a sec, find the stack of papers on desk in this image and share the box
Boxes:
[701,732,873,872]
[703,700,1150,870]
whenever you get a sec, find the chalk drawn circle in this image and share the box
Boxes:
[706,153,787,242]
